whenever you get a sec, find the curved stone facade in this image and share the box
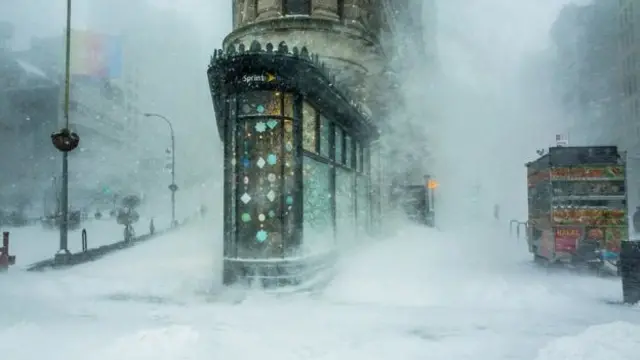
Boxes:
[228,0,388,115]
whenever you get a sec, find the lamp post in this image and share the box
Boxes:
[51,0,80,264]
[143,113,177,226]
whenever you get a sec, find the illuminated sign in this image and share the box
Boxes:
[556,228,580,238]
[550,166,624,179]
[555,227,581,252]
[242,73,279,83]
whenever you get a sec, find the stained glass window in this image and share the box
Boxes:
[319,115,331,158]
[227,96,237,255]
[235,115,283,258]
[336,167,355,240]
[356,175,369,236]
[302,102,317,152]
[303,156,334,253]
[345,134,352,168]
[283,118,297,254]
[335,126,343,164]
[238,91,281,116]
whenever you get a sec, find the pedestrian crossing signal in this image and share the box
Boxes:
[427,179,438,189]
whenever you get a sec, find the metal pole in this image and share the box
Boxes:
[59,0,72,255]
[170,130,176,226]
[143,113,176,226]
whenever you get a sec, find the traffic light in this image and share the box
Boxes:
[427,179,438,189]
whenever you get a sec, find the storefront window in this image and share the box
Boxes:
[319,115,331,158]
[335,126,344,164]
[283,93,294,118]
[336,167,355,240]
[356,174,369,236]
[345,134,352,168]
[239,91,281,116]
[283,118,297,251]
[303,156,334,254]
[224,90,375,260]
[302,102,317,152]
[236,117,284,258]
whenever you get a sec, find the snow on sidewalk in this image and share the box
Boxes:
[3,217,166,267]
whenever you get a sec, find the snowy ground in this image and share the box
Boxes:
[4,215,172,267]
[1,218,640,360]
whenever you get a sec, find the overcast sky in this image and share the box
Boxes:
[0,0,228,50]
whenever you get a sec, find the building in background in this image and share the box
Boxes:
[0,22,59,217]
[11,29,153,210]
[550,1,622,148]
[0,45,59,217]
[619,0,640,152]
[380,0,436,195]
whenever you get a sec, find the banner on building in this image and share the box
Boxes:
[70,30,122,79]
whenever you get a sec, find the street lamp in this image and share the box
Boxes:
[51,0,80,264]
[143,112,177,226]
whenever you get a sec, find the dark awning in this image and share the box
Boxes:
[207,40,379,142]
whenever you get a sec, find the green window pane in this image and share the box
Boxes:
[336,167,355,239]
[302,102,317,152]
[335,127,343,163]
[345,134,352,167]
[303,156,334,253]
[320,115,331,158]
[357,175,369,236]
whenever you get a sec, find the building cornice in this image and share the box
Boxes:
[224,17,382,52]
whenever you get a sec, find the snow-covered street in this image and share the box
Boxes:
[1,218,639,360]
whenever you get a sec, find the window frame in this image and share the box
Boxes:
[230,91,298,257]
[282,0,312,16]
[299,98,372,240]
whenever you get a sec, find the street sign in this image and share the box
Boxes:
[555,134,569,147]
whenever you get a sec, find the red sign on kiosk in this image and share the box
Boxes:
[554,227,581,252]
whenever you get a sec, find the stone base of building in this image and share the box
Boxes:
[223,253,336,289]
[620,241,640,304]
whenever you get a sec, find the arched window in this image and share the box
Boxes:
[283,0,311,15]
